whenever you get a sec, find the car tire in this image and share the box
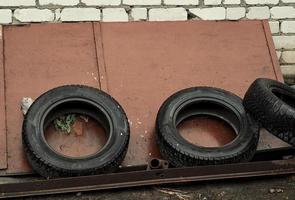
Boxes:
[156,87,259,167]
[22,85,130,178]
[243,78,295,146]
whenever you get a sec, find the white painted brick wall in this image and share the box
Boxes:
[0,9,11,24]
[103,8,128,22]
[245,0,279,5]
[271,7,295,19]
[246,7,270,19]
[82,0,121,6]
[226,7,245,20]
[273,36,295,49]
[131,8,147,21]
[204,0,222,5]
[14,9,54,22]
[123,0,161,5]
[61,8,100,22]
[281,21,295,33]
[282,51,295,63]
[189,7,226,20]
[223,0,240,4]
[164,0,199,5]
[39,0,79,6]
[149,8,187,21]
[0,0,35,7]
[269,21,280,34]
[0,0,295,82]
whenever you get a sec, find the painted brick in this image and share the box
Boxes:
[246,7,270,19]
[245,0,279,4]
[123,0,161,5]
[271,7,295,19]
[0,0,35,6]
[14,9,54,22]
[282,51,295,63]
[81,0,121,6]
[273,36,295,49]
[204,0,222,5]
[61,8,100,22]
[281,65,295,78]
[103,8,128,22]
[269,21,280,34]
[0,9,11,24]
[189,7,226,20]
[281,21,295,33]
[39,0,79,6]
[226,7,246,20]
[149,8,187,21]
[164,0,199,5]
[223,0,240,4]
[131,8,147,21]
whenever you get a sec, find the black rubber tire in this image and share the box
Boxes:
[243,78,295,146]
[22,85,130,178]
[156,87,259,167]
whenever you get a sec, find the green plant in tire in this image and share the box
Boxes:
[54,114,76,134]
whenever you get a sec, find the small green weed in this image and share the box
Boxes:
[54,114,76,134]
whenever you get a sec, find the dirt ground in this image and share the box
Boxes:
[17,175,295,200]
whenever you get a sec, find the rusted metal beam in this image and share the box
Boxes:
[0,158,295,199]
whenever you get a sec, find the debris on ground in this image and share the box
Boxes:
[217,191,226,197]
[20,97,34,115]
[155,187,191,200]
[75,192,82,197]
[269,188,284,193]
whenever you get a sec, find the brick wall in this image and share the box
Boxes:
[0,0,295,82]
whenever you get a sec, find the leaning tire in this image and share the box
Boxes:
[243,78,295,146]
[22,85,130,178]
[156,87,259,167]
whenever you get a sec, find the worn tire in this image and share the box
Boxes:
[243,78,295,146]
[22,85,130,178]
[156,87,259,167]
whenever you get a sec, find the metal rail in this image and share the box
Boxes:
[0,158,295,199]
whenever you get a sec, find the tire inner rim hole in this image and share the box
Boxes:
[175,101,238,148]
[43,101,110,159]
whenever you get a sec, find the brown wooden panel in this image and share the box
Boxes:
[3,23,100,173]
[0,26,7,169]
[98,20,284,166]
